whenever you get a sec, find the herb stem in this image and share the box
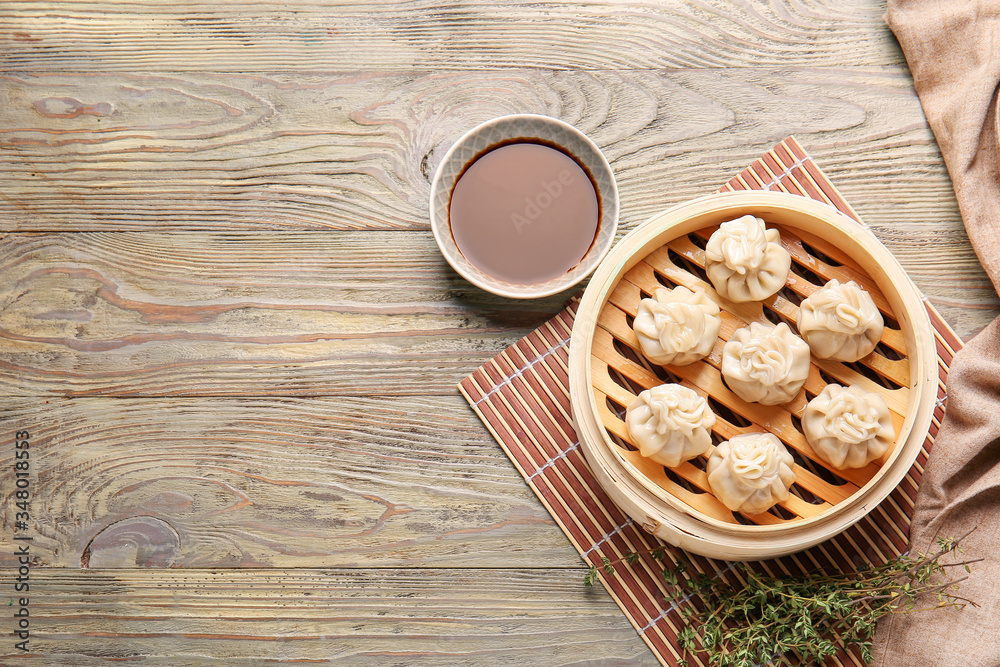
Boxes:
[587,532,977,666]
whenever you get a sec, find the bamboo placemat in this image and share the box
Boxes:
[458,137,960,667]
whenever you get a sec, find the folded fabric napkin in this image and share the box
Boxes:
[876,2,1000,665]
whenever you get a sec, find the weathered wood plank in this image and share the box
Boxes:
[1,231,992,402]
[0,395,586,569]
[0,69,959,235]
[0,0,897,72]
[871,227,1000,340]
[0,231,575,396]
[0,568,658,665]
[8,69,992,336]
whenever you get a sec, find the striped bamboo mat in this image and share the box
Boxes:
[458,137,961,667]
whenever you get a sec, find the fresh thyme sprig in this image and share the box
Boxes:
[585,530,980,666]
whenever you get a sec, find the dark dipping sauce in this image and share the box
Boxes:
[449,141,600,285]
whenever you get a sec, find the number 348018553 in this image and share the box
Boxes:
[14,431,30,524]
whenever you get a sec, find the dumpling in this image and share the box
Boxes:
[721,321,811,405]
[798,279,884,362]
[706,432,796,514]
[625,384,716,468]
[632,286,722,366]
[704,215,792,302]
[803,384,895,469]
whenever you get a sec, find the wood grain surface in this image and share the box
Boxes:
[0,69,965,233]
[1,1,897,72]
[2,0,998,664]
[0,229,991,404]
[0,232,572,396]
[0,569,657,665]
[0,396,581,569]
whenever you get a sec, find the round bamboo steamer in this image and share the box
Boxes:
[569,191,937,560]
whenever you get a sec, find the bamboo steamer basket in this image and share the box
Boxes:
[569,191,936,560]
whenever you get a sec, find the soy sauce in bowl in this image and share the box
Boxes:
[449,141,600,285]
[429,114,619,299]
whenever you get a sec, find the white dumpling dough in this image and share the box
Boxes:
[705,215,792,302]
[798,279,884,362]
[803,384,895,469]
[706,432,796,514]
[625,384,716,468]
[722,321,811,405]
[633,286,722,366]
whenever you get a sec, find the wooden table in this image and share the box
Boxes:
[2,2,998,664]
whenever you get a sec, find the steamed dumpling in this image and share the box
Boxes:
[798,279,884,362]
[803,384,895,469]
[633,286,722,366]
[625,384,716,468]
[706,432,796,514]
[721,321,811,405]
[705,215,792,302]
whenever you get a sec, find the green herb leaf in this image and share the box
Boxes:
[583,531,979,665]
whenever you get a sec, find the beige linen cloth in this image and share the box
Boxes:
[874,1,1000,665]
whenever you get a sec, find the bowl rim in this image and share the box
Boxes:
[568,190,937,559]
[429,114,619,299]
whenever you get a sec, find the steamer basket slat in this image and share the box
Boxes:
[569,192,936,560]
